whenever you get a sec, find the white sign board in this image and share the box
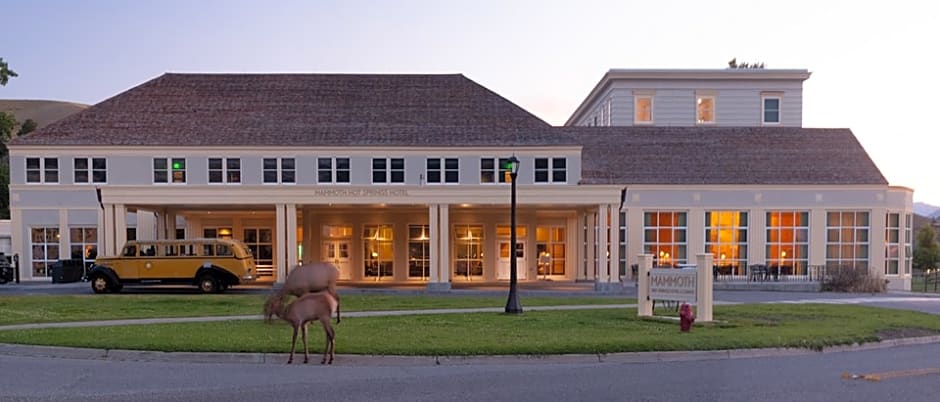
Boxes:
[649,268,697,302]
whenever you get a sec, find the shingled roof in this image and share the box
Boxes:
[572,126,888,185]
[10,73,559,147]
[10,73,888,186]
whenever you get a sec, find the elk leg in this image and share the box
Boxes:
[301,322,310,364]
[321,317,335,365]
[287,325,298,364]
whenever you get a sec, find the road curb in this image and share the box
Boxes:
[4,335,940,366]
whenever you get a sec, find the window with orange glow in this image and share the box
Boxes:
[765,211,809,275]
[705,211,748,275]
[536,226,566,275]
[825,211,869,270]
[455,225,484,277]
[885,213,900,275]
[635,96,653,124]
[643,211,687,266]
[363,225,394,277]
[696,96,715,124]
[408,225,430,278]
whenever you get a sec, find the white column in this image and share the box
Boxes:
[11,208,26,278]
[637,254,653,317]
[136,210,156,241]
[114,204,127,253]
[586,209,596,281]
[868,207,887,279]
[596,205,609,283]
[155,209,166,240]
[610,204,621,284]
[275,204,287,283]
[101,204,115,256]
[439,204,450,284]
[809,208,827,267]
[166,210,178,240]
[286,204,298,269]
[627,208,644,281]
[429,204,440,283]
[58,209,68,261]
[695,253,714,322]
[302,208,315,264]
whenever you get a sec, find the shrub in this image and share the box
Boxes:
[821,265,886,293]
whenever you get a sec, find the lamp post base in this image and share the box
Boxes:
[505,289,523,314]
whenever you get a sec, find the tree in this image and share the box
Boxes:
[17,118,37,136]
[913,225,940,271]
[1,56,16,219]
[727,58,765,69]
[0,57,16,86]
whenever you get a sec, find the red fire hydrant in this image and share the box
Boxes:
[679,303,695,332]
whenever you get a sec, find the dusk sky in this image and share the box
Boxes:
[2,1,937,203]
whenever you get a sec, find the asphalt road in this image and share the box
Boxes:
[2,342,940,402]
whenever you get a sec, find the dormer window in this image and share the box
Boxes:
[634,95,653,125]
[696,96,715,125]
[763,96,781,124]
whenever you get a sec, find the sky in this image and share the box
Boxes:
[2,0,938,203]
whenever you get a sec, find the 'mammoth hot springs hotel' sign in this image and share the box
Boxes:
[649,268,697,302]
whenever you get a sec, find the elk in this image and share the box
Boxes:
[264,262,341,323]
[264,291,338,364]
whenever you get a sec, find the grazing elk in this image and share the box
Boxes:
[264,291,338,364]
[264,262,341,323]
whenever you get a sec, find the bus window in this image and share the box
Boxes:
[203,244,215,256]
[216,244,233,256]
[123,246,137,257]
[164,244,178,256]
[139,245,156,257]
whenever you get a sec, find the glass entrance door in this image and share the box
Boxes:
[321,240,351,280]
[497,240,526,280]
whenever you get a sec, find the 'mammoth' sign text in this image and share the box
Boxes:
[649,268,697,302]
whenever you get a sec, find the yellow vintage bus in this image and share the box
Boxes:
[88,238,257,293]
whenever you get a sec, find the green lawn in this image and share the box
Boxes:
[0,294,627,326]
[1,304,938,355]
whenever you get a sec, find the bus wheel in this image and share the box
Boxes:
[198,274,219,293]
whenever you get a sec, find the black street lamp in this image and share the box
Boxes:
[504,155,523,314]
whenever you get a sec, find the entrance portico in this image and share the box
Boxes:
[96,184,623,289]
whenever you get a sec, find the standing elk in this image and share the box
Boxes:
[264,291,338,364]
[264,262,341,323]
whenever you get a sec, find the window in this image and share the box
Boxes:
[153,158,186,184]
[318,157,351,184]
[203,227,233,240]
[244,228,273,277]
[69,227,98,267]
[534,157,567,183]
[480,157,512,184]
[825,211,869,270]
[408,225,430,278]
[696,96,715,124]
[885,213,900,276]
[455,225,484,277]
[766,211,810,275]
[25,157,58,184]
[363,225,394,278]
[905,213,913,275]
[208,157,241,184]
[643,211,688,266]
[763,96,781,124]
[618,211,627,277]
[30,227,59,277]
[635,96,653,124]
[706,211,748,276]
[372,158,404,184]
[73,158,107,184]
[536,226,566,276]
[426,158,459,184]
[263,157,295,184]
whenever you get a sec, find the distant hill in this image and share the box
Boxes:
[0,99,88,128]
[914,202,940,219]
